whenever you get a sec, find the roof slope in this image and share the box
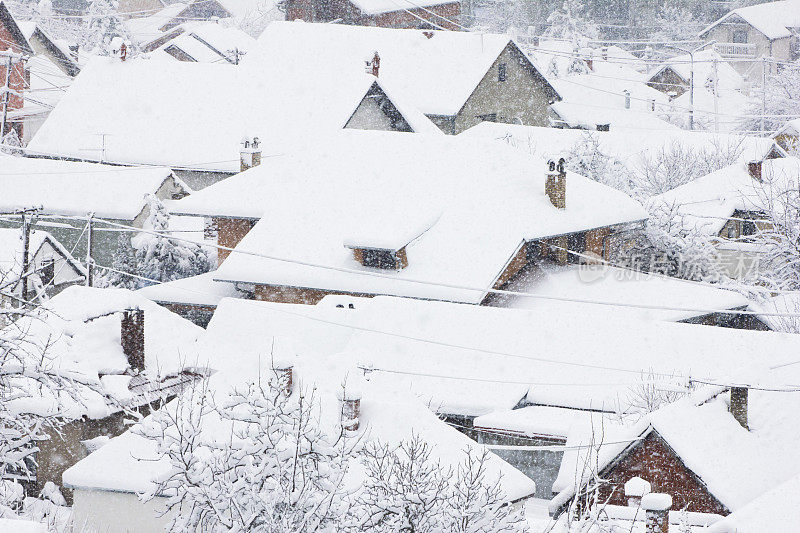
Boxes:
[28,53,436,170]
[200,130,646,303]
[0,153,180,220]
[700,0,800,40]
[245,21,558,116]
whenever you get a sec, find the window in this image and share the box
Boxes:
[40,258,55,287]
[498,62,507,82]
[362,249,397,270]
[733,30,748,44]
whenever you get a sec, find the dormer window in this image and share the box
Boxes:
[349,246,409,270]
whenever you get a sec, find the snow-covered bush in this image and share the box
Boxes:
[565,133,636,194]
[738,64,800,134]
[543,0,598,43]
[84,0,129,55]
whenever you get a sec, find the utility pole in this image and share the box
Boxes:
[666,41,716,132]
[762,57,768,134]
[713,57,719,134]
[20,211,31,303]
[86,213,94,287]
[0,53,13,141]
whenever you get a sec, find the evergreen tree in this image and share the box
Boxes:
[84,0,127,54]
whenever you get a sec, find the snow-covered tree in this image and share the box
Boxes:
[651,5,701,42]
[738,64,800,134]
[565,133,636,194]
[139,374,353,532]
[543,0,599,44]
[84,0,127,55]
[99,232,139,290]
[350,435,527,532]
[131,195,212,287]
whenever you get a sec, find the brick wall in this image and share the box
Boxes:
[0,18,27,138]
[493,244,528,289]
[598,431,729,515]
[254,284,373,305]
[361,2,461,30]
[214,217,256,265]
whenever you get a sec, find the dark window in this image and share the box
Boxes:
[40,258,55,286]
[477,113,498,123]
[498,62,507,82]
[362,249,397,270]
[733,30,748,44]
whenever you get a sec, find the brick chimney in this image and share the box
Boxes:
[545,158,566,210]
[641,493,672,533]
[365,51,380,77]
[747,160,762,182]
[340,384,362,432]
[274,363,293,397]
[624,476,651,507]
[729,386,748,430]
[240,136,261,172]
[121,308,145,373]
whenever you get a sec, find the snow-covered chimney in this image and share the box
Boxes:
[339,376,363,432]
[272,337,296,396]
[624,89,631,109]
[748,160,762,182]
[274,363,293,396]
[240,136,261,172]
[121,308,145,373]
[601,46,608,61]
[624,476,651,508]
[365,51,380,77]
[545,158,566,210]
[596,123,610,132]
[642,493,671,533]
[729,386,748,430]
[110,37,127,62]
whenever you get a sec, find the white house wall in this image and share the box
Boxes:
[71,489,173,533]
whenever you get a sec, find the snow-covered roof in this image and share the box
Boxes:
[124,2,189,45]
[135,271,241,306]
[700,0,800,41]
[147,21,256,63]
[198,131,646,304]
[192,296,800,417]
[670,85,750,134]
[707,473,800,533]
[550,102,679,131]
[0,153,183,220]
[0,227,85,284]
[496,263,750,322]
[0,286,204,420]
[473,406,596,441]
[62,299,536,501]
[553,390,800,514]
[28,53,437,171]
[647,50,744,94]
[652,157,800,237]
[245,21,558,117]
[461,122,785,183]
[345,0,457,15]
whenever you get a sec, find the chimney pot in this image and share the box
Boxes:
[641,493,671,533]
[624,89,631,109]
[240,136,262,172]
[121,308,145,373]
[748,160,762,182]
[341,397,361,432]
[729,386,749,430]
[274,363,293,396]
[365,51,380,77]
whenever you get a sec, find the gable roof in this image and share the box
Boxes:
[700,0,800,41]
[195,295,800,418]
[651,157,800,237]
[0,228,85,285]
[149,21,255,63]
[646,50,744,94]
[203,130,646,303]
[553,391,800,514]
[28,55,436,170]
[245,21,559,117]
[0,1,33,55]
[0,153,185,220]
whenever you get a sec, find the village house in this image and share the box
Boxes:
[27,48,438,189]
[551,386,800,523]
[61,300,534,532]
[174,295,800,500]
[0,227,86,308]
[646,50,744,100]
[773,117,800,153]
[652,157,799,279]
[144,21,256,63]
[0,3,80,144]
[246,21,560,135]
[168,130,646,305]
[699,0,800,78]
[0,153,190,268]
[0,286,206,504]
[283,0,462,30]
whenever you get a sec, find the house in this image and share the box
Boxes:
[0,153,190,268]
[135,271,240,326]
[651,157,800,278]
[169,130,646,305]
[0,286,205,502]
[0,5,80,144]
[175,295,800,498]
[0,228,86,307]
[62,298,535,532]
[283,0,462,30]
[699,0,800,78]
[646,50,744,100]
[27,52,438,188]
[243,21,561,135]
[144,21,256,63]
[773,117,800,153]
[551,387,800,520]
